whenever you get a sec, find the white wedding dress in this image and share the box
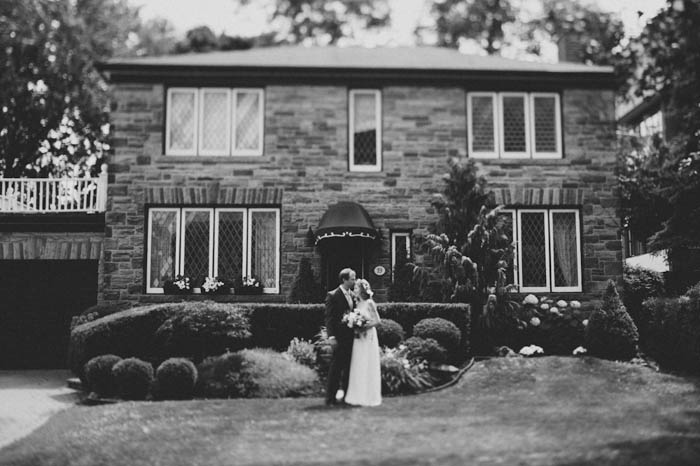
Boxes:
[344,299,382,407]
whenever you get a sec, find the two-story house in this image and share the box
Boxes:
[95,45,620,306]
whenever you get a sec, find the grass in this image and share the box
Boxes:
[2,356,700,465]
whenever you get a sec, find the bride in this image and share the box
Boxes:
[344,278,382,407]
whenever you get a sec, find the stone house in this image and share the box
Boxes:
[94,45,620,305]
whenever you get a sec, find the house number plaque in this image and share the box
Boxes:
[373,266,386,276]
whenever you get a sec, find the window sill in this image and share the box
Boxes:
[472,158,571,166]
[154,155,266,164]
[138,293,285,303]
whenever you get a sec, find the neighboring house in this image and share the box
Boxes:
[617,95,669,272]
[94,45,621,306]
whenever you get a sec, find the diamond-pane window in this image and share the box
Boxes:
[182,210,212,281]
[234,90,263,154]
[551,211,579,288]
[148,210,179,289]
[469,94,497,156]
[217,210,245,282]
[498,211,517,285]
[350,90,381,172]
[520,211,548,289]
[250,210,278,290]
[167,89,197,153]
[502,94,528,155]
[200,89,230,154]
[532,94,559,155]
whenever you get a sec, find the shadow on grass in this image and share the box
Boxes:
[557,410,700,466]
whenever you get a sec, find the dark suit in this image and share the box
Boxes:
[324,286,354,404]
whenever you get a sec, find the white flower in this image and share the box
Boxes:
[556,300,568,308]
[573,346,587,356]
[529,317,541,327]
[523,294,539,305]
[550,307,559,314]
[519,345,544,357]
[582,319,589,326]
[540,303,550,310]
[570,300,581,309]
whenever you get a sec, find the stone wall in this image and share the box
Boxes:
[102,83,619,305]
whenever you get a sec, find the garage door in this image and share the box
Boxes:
[0,260,98,369]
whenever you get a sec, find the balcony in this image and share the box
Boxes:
[0,168,108,214]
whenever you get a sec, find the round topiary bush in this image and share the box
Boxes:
[112,358,154,400]
[585,280,640,361]
[413,317,461,352]
[376,319,405,348]
[403,337,447,364]
[84,354,122,397]
[155,358,198,400]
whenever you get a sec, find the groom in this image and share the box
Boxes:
[324,268,356,406]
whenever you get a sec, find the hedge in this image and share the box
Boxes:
[68,301,471,377]
[639,282,700,372]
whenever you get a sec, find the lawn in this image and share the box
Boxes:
[2,356,700,466]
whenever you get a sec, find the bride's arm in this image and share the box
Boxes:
[365,300,381,328]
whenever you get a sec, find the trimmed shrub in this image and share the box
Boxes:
[69,302,470,378]
[585,280,639,361]
[155,358,198,400]
[70,302,131,331]
[413,318,461,353]
[197,348,320,398]
[623,265,666,326]
[112,358,154,400]
[641,282,700,371]
[376,319,405,348]
[288,257,326,304]
[154,306,252,362]
[284,337,317,368]
[403,337,447,364]
[83,354,122,397]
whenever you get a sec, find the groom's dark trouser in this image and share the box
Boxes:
[326,342,352,403]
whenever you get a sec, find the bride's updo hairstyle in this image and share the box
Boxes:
[356,279,374,300]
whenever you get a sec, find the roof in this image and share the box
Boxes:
[98,46,615,88]
[315,201,378,244]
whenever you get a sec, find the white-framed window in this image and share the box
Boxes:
[166,87,264,156]
[467,92,562,159]
[500,208,582,293]
[349,89,382,172]
[146,207,280,293]
[391,231,412,281]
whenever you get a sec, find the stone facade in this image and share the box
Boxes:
[101,82,620,305]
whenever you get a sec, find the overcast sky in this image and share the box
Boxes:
[130,0,667,47]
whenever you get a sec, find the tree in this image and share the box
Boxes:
[0,0,144,177]
[422,0,516,53]
[288,257,326,304]
[265,0,390,45]
[617,0,700,280]
[523,0,625,65]
[133,17,179,57]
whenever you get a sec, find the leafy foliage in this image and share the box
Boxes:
[380,346,437,395]
[155,358,198,400]
[83,354,122,397]
[585,281,639,361]
[264,0,390,45]
[388,253,419,302]
[112,357,154,400]
[284,337,317,368]
[617,1,700,260]
[288,257,326,304]
[375,319,405,348]
[196,349,320,398]
[403,337,447,364]
[412,318,461,352]
[622,264,666,325]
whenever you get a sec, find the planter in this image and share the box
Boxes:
[235,286,263,296]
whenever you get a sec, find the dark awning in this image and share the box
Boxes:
[315,202,378,245]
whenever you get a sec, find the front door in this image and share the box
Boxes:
[319,238,370,291]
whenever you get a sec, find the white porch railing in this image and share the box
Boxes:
[0,167,108,214]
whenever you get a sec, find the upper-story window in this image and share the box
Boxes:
[467,92,562,159]
[166,87,264,156]
[349,89,382,172]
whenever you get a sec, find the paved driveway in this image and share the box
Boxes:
[0,370,80,449]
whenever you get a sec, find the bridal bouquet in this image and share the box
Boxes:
[342,310,369,332]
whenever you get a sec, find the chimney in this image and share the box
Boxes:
[557,35,584,63]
